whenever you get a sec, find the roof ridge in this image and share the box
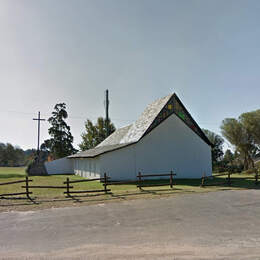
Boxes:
[120,93,173,144]
[68,92,212,158]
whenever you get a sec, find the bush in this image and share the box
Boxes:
[25,160,34,175]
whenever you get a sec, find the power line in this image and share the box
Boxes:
[0,110,135,122]
[0,110,222,125]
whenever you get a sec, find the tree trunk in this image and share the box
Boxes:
[244,153,249,170]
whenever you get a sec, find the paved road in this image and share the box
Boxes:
[1,190,260,260]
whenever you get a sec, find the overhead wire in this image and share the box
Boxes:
[0,110,135,123]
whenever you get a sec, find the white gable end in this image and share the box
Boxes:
[135,113,212,178]
[119,94,172,144]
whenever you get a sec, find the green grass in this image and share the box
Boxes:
[0,172,258,198]
[0,167,259,211]
[0,167,26,178]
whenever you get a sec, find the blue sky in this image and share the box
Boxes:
[0,0,260,150]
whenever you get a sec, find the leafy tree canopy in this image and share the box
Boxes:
[221,109,260,170]
[79,117,116,151]
[223,149,234,164]
[0,142,34,167]
[203,129,224,166]
[42,103,77,159]
[239,109,260,149]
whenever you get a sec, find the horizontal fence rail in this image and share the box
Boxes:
[0,192,33,197]
[22,185,73,189]
[137,171,176,190]
[201,172,233,187]
[63,178,106,184]
[244,171,259,185]
[104,171,177,189]
[106,180,138,185]
[1,168,258,203]
[0,176,33,200]
[138,173,177,178]
[64,173,111,197]
[200,170,259,187]
[64,189,111,194]
[137,183,171,187]
[0,179,32,186]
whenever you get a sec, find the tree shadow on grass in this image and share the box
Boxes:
[200,177,260,189]
[109,188,189,199]
[113,177,260,191]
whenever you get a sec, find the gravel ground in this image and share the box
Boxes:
[0,190,260,259]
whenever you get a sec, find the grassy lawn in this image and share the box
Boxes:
[0,167,26,178]
[0,167,259,212]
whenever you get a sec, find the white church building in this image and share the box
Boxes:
[45,93,212,180]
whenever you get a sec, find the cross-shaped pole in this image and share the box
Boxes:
[33,111,46,155]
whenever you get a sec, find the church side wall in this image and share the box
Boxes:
[73,157,100,178]
[135,113,212,178]
[99,145,136,180]
[45,157,74,175]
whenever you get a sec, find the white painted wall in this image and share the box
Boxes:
[73,157,100,178]
[100,144,136,180]
[71,113,212,180]
[135,114,212,178]
[100,113,211,180]
[45,157,74,175]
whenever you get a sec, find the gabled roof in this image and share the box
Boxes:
[68,93,212,159]
[119,94,172,143]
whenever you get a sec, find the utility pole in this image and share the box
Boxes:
[33,111,46,156]
[105,89,109,137]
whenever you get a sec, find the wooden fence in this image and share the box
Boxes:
[137,171,176,190]
[0,171,176,202]
[0,177,33,200]
[104,171,176,190]
[201,170,259,187]
[244,169,259,185]
[1,169,258,202]
[201,172,233,187]
[64,173,111,197]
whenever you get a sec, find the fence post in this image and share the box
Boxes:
[227,172,231,186]
[104,173,108,193]
[201,173,205,187]
[170,170,173,188]
[66,177,70,197]
[138,172,142,191]
[255,169,259,186]
[25,176,30,200]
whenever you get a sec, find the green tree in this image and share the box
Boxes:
[0,143,26,166]
[240,109,260,149]
[42,103,77,159]
[0,143,5,165]
[4,143,16,166]
[221,118,256,170]
[79,117,116,150]
[223,149,234,165]
[203,129,224,167]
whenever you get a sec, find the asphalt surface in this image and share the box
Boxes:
[0,190,260,259]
